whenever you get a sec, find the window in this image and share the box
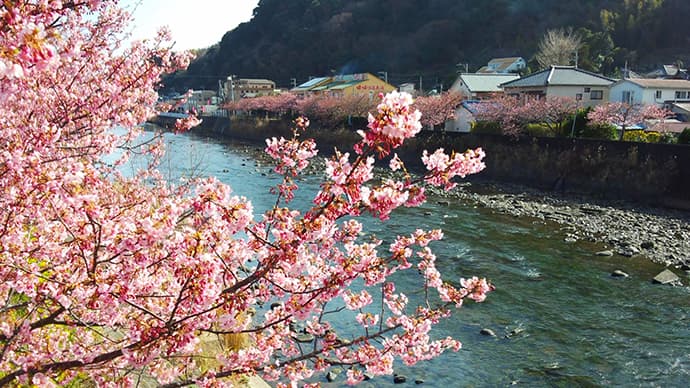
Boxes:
[622,90,634,104]
[675,91,688,99]
[575,93,582,101]
[584,87,591,93]
[590,90,603,100]
[655,90,662,99]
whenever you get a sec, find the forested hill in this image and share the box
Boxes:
[164,0,690,91]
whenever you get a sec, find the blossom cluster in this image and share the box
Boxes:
[356,91,422,154]
[0,2,491,386]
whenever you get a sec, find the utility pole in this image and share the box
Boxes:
[218,79,225,101]
[228,75,235,102]
[377,71,388,83]
[419,75,423,95]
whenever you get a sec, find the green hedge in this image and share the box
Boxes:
[678,128,690,144]
[471,121,503,134]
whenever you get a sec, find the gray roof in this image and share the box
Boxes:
[618,78,690,89]
[501,66,614,88]
[293,77,330,90]
[671,102,690,113]
[454,73,520,93]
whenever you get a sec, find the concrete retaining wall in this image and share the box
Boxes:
[194,116,690,208]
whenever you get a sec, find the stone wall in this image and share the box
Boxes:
[196,116,690,208]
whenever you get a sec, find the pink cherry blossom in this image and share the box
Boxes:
[0,3,491,382]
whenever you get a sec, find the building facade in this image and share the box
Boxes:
[450,73,520,99]
[290,73,395,99]
[224,78,276,101]
[609,78,690,107]
[500,66,614,108]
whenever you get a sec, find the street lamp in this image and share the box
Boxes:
[227,75,237,102]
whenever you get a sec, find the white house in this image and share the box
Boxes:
[445,100,485,132]
[398,82,416,96]
[608,78,690,107]
[449,73,520,100]
[500,66,614,108]
[476,57,526,74]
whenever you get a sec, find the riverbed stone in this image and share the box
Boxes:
[652,269,680,284]
[505,327,525,338]
[393,374,407,384]
[327,368,342,382]
[294,333,314,343]
[480,328,496,337]
[611,269,629,278]
[640,241,655,249]
[596,250,614,256]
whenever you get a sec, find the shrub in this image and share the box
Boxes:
[560,107,591,137]
[471,120,503,134]
[678,127,690,144]
[623,130,663,143]
[579,123,618,140]
[525,123,555,137]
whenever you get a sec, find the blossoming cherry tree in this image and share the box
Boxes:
[0,2,491,386]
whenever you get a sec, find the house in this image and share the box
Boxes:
[644,64,689,80]
[290,77,332,97]
[449,73,520,100]
[290,73,395,99]
[398,82,416,96]
[476,57,526,74]
[670,102,690,121]
[445,100,485,132]
[224,78,276,100]
[500,66,614,108]
[609,78,690,107]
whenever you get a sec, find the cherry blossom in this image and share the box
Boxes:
[587,102,673,140]
[0,2,491,386]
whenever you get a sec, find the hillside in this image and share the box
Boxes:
[163,0,690,91]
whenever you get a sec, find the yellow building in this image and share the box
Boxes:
[291,73,395,99]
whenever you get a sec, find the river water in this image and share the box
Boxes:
[127,127,689,387]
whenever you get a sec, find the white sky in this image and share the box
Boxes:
[122,0,260,51]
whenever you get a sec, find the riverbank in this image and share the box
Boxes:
[424,181,689,271]
[236,141,689,272]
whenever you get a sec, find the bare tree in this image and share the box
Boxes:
[535,28,583,69]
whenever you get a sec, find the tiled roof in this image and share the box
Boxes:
[621,78,690,89]
[455,73,520,93]
[501,66,613,88]
[476,57,524,73]
[293,77,330,90]
[239,78,275,84]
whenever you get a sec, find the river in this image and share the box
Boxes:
[126,126,689,387]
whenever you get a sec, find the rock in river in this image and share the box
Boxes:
[652,269,680,285]
[611,269,629,278]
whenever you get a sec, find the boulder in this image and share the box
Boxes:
[611,270,629,278]
[480,328,496,337]
[393,374,407,384]
[595,250,614,257]
[327,368,342,382]
[640,241,655,249]
[652,269,680,285]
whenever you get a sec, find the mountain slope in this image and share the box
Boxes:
[164,0,690,91]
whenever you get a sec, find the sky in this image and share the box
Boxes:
[121,0,260,51]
